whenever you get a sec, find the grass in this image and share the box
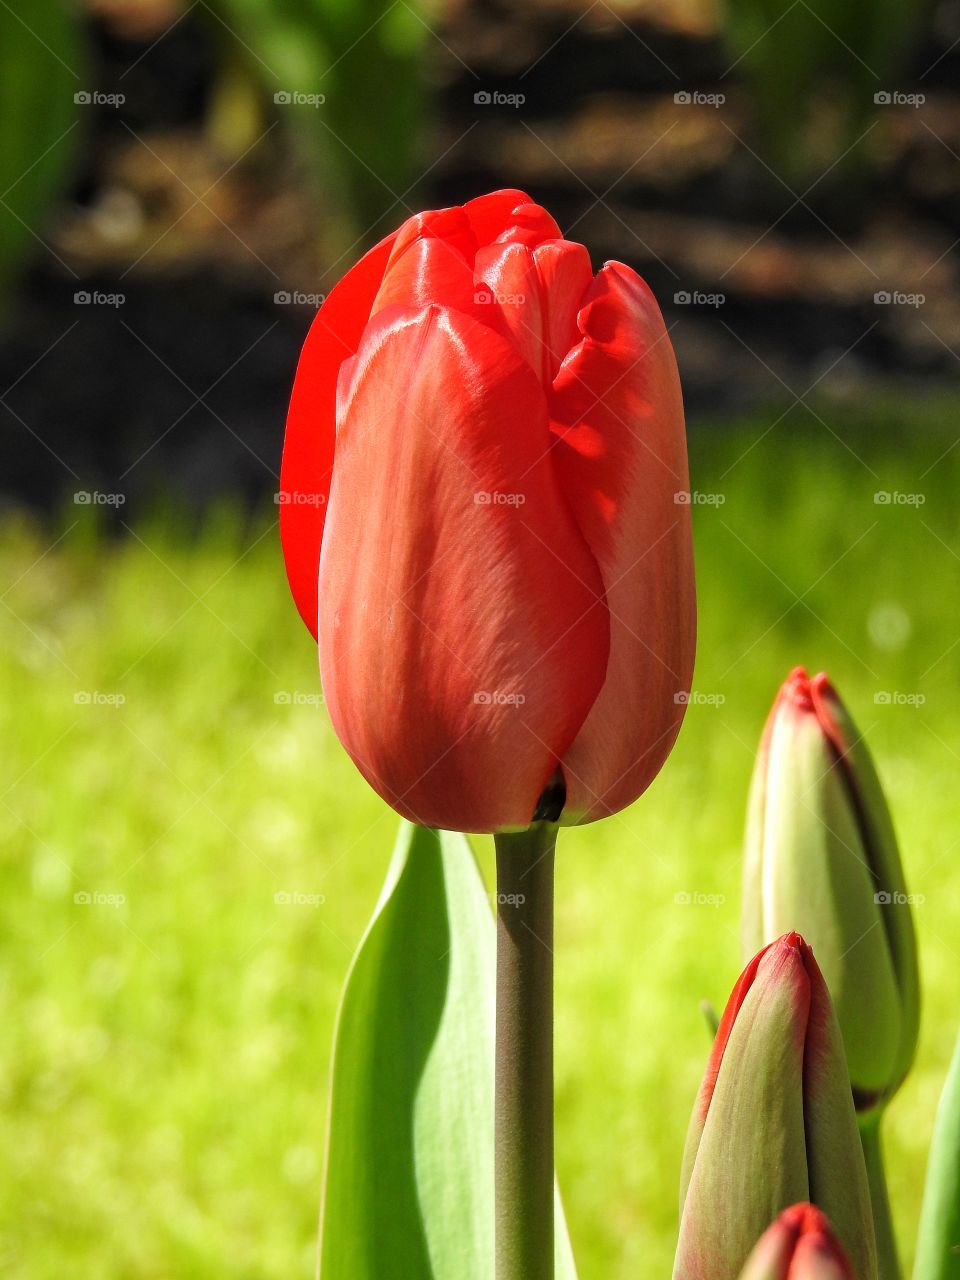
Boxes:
[2,394,960,1278]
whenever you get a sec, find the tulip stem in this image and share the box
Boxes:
[494,823,557,1280]
[861,1115,901,1280]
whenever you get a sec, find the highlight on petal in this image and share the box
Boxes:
[550,260,696,821]
[318,303,609,832]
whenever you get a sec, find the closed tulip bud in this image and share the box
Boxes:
[280,189,695,833]
[738,1204,854,1280]
[674,933,877,1280]
[742,668,919,1115]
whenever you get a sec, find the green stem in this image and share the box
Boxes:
[861,1114,901,1280]
[494,823,557,1280]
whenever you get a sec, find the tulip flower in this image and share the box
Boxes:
[742,667,919,1117]
[674,933,877,1280]
[280,188,695,834]
[738,1204,854,1280]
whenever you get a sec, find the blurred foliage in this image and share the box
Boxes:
[724,0,927,187]
[0,0,88,302]
[207,0,428,246]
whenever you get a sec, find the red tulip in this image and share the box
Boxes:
[739,1204,854,1279]
[280,189,695,832]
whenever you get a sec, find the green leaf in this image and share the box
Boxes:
[319,820,577,1279]
[915,1031,960,1280]
[0,0,87,300]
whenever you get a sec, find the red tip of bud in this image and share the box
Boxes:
[783,666,814,712]
[697,932,813,1121]
[768,1203,855,1277]
[808,671,850,762]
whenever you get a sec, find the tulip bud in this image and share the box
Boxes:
[738,1204,854,1280]
[674,933,877,1280]
[742,668,919,1116]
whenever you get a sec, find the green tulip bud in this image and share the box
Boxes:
[674,933,877,1280]
[742,668,919,1116]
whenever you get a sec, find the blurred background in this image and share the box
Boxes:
[2,0,960,1276]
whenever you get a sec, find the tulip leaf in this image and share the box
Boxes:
[914,1031,960,1280]
[319,820,578,1279]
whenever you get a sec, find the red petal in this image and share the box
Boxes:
[372,206,479,316]
[473,238,593,385]
[549,261,696,821]
[464,189,561,247]
[279,229,399,637]
[319,304,609,832]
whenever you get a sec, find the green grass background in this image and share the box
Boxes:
[2,396,959,1278]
